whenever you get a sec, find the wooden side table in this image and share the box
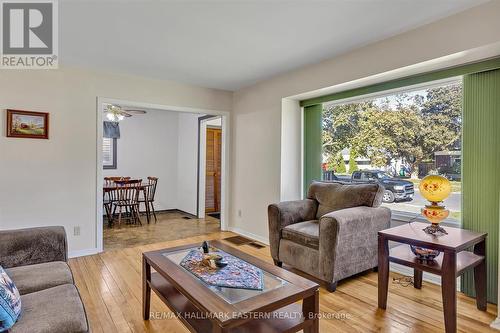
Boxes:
[378,222,487,333]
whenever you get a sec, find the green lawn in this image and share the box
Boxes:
[13,128,44,135]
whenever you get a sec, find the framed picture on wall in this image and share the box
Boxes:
[6,109,49,139]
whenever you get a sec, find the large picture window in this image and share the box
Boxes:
[321,79,462,222]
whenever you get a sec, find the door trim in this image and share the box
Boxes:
[196,115,223,217]
[197,115,220,217]
[205,127,222,214]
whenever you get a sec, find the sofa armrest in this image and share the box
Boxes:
[0,226,68,268]
[268,199,318,260]
[318,206,391,282]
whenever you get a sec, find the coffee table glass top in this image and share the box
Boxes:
[163,247,287,304]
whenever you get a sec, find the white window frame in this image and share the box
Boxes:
[103,137,117,169]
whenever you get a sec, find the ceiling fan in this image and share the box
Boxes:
[104,104,147,122]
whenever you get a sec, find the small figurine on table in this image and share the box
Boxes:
[202,241,209,254]
[200,240,228,268]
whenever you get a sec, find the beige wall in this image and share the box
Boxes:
[0,67,232,255]
[229,1,500,242]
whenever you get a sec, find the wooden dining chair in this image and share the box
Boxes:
[111,179,142,227]
[139,177,159,223]
[104,176,130,185]
[103,177,130,225]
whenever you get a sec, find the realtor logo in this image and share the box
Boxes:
[1,0,58,68]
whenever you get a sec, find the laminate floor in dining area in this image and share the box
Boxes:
[70,231,498,333]
[103,211,220,251]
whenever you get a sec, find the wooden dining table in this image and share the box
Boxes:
[103,182,152,192]
[103,182,154,224]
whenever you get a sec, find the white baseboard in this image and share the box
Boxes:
[227,227,270,245]
[490,317,500,330]
[69,248,99,258]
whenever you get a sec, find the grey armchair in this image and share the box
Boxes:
[268,181,391,291]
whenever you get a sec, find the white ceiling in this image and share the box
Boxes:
[60,0,488,90]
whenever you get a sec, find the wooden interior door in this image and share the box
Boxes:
[205,128,222,213]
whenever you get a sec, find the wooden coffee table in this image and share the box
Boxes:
[378,222,487,333]
[142,240,319,332]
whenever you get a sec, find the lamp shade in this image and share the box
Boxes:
[419,175,451,203]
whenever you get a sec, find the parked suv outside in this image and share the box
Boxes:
[351,170,414,203]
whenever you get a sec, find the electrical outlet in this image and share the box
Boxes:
[238,209,242,217]
[74,226,80,236]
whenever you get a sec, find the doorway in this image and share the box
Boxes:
[205,126,222,217]
[197,116,223,220]
[96,98,229,253]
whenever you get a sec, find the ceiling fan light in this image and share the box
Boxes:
[106,112,116,121]
[117,114,125,121]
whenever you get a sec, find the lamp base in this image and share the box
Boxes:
[423,224,448,236]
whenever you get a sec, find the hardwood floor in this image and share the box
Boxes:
[70,232,498,333]
[103,211,220,251]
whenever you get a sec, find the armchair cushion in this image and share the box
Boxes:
[307,181,384,218]
[268,199,318,260]
[282,220,319,249]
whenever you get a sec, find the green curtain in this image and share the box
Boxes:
[303,104,323,196]
[461,69,500,304]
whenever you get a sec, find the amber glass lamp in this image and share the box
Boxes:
[419,175,452,235]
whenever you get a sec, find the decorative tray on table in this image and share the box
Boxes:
[179,243,264,290]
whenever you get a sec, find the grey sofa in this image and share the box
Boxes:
[268,181,391,291]
[0,227,89,333]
